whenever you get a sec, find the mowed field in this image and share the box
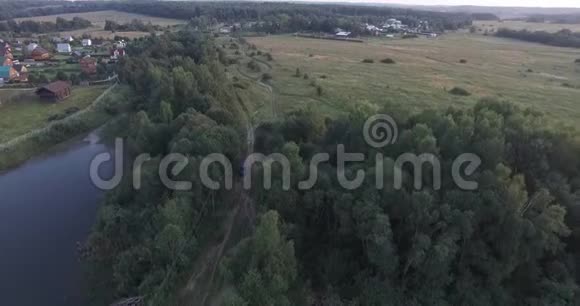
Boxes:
[13,10,186,28]
[0,86,107,143]
[13,10,186,38]
[246,34,580,123]
[475,20,580,33]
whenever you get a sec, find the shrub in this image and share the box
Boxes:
[303,73,309,80]
[527,68,534,73]
[247,60,261,72]
[449,87,471,96]
[362,59,374,63]
[316,85,323,96]
[47,113,68,122]
[319,75,327,79]
[575,58,580,63]
[295,68,301,77]
[233,82,248,89]
[402,34,418,39]
[381,58,396,64]
[265,53,273,61]
[261,73,272,82]
[459,59,467,64]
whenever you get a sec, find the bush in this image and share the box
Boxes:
[459,59,467,64]
[261,73,272,82]
[575,59,580,63]
[303,73,309,80]
[265,53,273,61]
[247,60,261,72]
[362,59,374,63]
[381,58,396,64]
[295,68,301,77]
[316,85,323,96]
[402,34,418,39]
[319,75,327,79]
[449,87,471,96]
[47,113,68,122]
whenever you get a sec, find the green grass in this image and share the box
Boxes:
[246,33,580,124]
[0,86,107,143]
[0,85,130,171]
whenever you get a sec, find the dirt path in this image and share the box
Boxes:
[179,67,259,305]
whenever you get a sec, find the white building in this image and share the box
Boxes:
[57,43,72,54]
[335,31,352,38]
[115,40,127,48]
[82,39,92,47]
[26,43,38,53]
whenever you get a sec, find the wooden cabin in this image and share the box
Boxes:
[36,81,72,102]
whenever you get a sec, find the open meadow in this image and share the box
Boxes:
[13,10,186,28]
[12,10,186,38]
[244,33,580,124]
[0,86,107,143]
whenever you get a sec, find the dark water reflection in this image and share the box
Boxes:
[0,133,113,306]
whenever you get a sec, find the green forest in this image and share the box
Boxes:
[80,25,580,305]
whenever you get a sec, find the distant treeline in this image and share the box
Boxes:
[471,13,499,21]
[496,28,580,48]
[0,1,473,34]
[0,1,108,21]
[116,2,473,33]
[526,14,580,24]
[0,17,92,34]
[104,19,163,33]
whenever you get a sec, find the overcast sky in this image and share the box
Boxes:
[333,0,580,8]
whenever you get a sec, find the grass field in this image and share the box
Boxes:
[243,33,580,124]
[0,86,107,143]
[475,20,580,33]
[13,10,186,28]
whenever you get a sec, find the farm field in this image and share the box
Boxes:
[13,10,186,28]
[0,86,107,143]
[474,20,580,33]
[245,33,580,124]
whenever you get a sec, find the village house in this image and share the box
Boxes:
[82,39,92,47]
[13,64,28,82]
[31,47,51,61]
[335,31,352,38]
[110,48,126,60]
[36,81,72,102]
[0,66,18,83]
[57,43,72,54]
[26,43,39,53]
[1,43,13,59]
[0,56,12,66]
[80,57,97,75]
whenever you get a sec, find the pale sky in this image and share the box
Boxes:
[394,0,580,7]
[332,0,580,8]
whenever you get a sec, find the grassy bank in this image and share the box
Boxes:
[0,85,131,172]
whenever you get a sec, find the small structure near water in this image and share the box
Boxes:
[36,81,72,102]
